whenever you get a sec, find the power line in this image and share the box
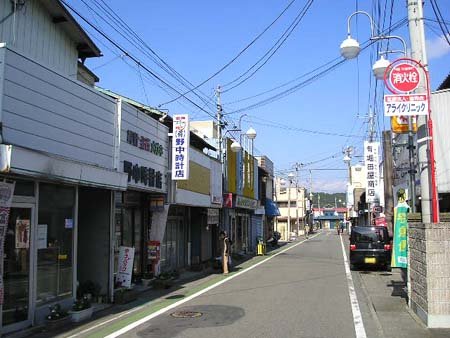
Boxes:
[61,0,217,120]
[159,0,300,106]
[222,0,315,93]
[429,0,450,46]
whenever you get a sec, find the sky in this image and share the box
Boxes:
[66,0,450,193]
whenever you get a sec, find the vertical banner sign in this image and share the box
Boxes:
[116,246,135,288]
[364,141,380,203]
[391,202,409,268]
[0,182,15,304]
[172,114,190,180]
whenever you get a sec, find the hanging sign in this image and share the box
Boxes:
[116,246,135,288]
[364,141,380,203]
[0,181,15,304]
[384,94,428,117]
[391,116,417,134]
[391,202,409,268]
[172,114,190,180]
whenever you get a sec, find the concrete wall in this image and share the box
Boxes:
[409,222,450,328]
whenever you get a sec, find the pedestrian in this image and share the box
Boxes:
[219,230,231,274]
[340,221,345,235]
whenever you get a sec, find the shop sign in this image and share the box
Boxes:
[147,241,160,261]
[392,201,409,268]
[116,246,135,288]
[0,181,15,305]
[384,94,428,117]
[207,208,220,225]
[124,160,163,189]
[391,115,417,134]
[364,141,380,203]
[150,196,165,211]
[255,207,265,215]
[223,193,233,208]
[126,130,164,156]
[235,195,257,210]
[172,114,190,180]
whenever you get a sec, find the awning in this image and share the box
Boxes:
[265,199,281,217]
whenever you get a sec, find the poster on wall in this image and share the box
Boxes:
[37,224,48,249]
[116,246,135,288]
[15,219,30,249]
[0,181,15,305]
[171,114,190,180]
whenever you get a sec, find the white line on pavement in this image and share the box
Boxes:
[339,234,367,338]
[103,232,322,338]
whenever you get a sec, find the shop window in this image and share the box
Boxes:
[36,183,75,303]
[14,180,35,196]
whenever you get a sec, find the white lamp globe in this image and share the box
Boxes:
[288,172,295,180]
[246,127,257,140]
[230,140,242,153]
[372,55,390,80]
[340,36,360,59]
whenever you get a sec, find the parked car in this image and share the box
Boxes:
[349,226,391,270]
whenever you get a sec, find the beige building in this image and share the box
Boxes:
[274,178,307,241]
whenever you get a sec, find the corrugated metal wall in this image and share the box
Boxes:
[0,0,78,76]
[432,89,450,193]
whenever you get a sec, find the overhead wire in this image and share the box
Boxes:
[429,0,450,46]
[221,0,315,93]
[158,0,301,106]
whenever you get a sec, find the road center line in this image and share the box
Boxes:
[339,234,367,338]
[102,232,322,338]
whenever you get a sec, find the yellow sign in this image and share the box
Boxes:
[176,161,210,195]
[391,116,417,134]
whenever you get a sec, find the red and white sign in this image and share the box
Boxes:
[384,94,428,116]
[116,246,135,288]
[389,63,420,93]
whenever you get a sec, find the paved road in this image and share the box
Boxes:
[117,230,369,338]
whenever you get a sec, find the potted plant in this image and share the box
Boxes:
[68,296,93,323]
[152,272,174,289]
[45,304,69,329]
[113,287,138,304]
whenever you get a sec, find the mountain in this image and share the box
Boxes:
[311,192,346,209]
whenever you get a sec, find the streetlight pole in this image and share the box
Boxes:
[287,172,295,241]
[407,0,436,223]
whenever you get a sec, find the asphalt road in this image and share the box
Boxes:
[117,230,372,338]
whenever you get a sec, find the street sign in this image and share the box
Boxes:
[384,94,428,116]
[389,62,420,93]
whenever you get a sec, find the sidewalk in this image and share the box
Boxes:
[346,235,450,338]
[10,242,289,338]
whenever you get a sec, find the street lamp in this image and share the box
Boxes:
[340,10,408,79]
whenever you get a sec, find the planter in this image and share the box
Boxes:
[114,289,138,304]
[69,307,93,323]
[152,278,174,289]
[45,315,70,330]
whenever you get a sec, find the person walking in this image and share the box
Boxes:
[219,230,231,274]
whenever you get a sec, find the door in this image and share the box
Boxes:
[2,205,34,331]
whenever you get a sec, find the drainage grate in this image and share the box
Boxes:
[170,310,203,318]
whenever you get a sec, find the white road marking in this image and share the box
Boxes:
[103,232,322,338]
[339,234,367,338]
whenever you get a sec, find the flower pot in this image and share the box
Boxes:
[69,307,93,323]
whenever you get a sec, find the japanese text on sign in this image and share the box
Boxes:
[384,94,428,117]
[124,160,163,189]
[364,141,380,203]
[389,63,420,93]
[172,114,190,180]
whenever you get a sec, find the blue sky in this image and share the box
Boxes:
[67,0,450,192]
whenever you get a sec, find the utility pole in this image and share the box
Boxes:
[407,0,433,223]
[287,179,291,241]
[216,86,223,163]
[295,163,300,235]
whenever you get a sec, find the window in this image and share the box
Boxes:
[37,184,75,303]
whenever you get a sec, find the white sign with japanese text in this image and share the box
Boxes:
[364,141,380,204]
[384,94,428,117]
[116,246,135,288]
[172,114,190,180]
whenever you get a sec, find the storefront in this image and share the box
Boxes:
[113,97,169,284]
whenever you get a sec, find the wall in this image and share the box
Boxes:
[409,222,450,328]
[0,0,78,76]
[432,90,450,193]
[77,188,111,297]
[1,46,117,168]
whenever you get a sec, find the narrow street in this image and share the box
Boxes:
[59,230,445,338]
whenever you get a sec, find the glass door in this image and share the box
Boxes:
[2,206,33,329]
